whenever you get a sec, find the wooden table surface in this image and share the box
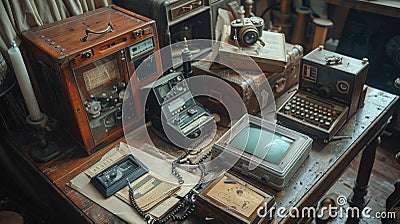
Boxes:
[6,86,398,223]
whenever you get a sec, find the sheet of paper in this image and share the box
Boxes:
[69,142,200,224]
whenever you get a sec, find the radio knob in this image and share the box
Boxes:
[133,30,141,38]
[337,81,350,93]
[115,108,122,120]
[176,84,183,92]
[101,99,111,110]
[318,86,331,98]
[173,117,180,125]
[110,168,117,178]
[119,89,128,101]
[86,100,101,117]
[104,114,116,128]
[81,50,92,59]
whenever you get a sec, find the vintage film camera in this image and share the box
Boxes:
[23,6,162,154]
[142,45,215,147]
[277,46,369,141]
[230,16,264,46]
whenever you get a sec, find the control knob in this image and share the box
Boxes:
[85,100,101,118]
[104,114,116,128]
[100,99,111,111]
[173,117,180,125]
[175,83,184,92]
[318,86,331,98]
[115,108,123,120]
[118,89,129,101]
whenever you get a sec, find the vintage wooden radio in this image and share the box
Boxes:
[22,6,162,154]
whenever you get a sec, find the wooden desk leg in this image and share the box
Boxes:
[348,135,381,209]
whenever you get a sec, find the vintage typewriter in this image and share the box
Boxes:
[277,46,369,141]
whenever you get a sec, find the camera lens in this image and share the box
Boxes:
[242,30,258,45]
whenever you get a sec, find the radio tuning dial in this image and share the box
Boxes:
[337,81,350,94]
[119,89,129,101]
[104,114,116,128]
[86,100,101,118]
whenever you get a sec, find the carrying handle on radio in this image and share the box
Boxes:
[80,22,114,42]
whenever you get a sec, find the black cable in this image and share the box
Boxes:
[128,163,205,224]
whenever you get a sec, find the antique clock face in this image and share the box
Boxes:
[386,35,400,68]
[206,176,265,218]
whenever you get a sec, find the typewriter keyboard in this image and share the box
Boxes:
[279,93,346,130]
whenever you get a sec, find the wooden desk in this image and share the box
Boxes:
[5,87,398,223]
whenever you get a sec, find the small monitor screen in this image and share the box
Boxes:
[229,125,294,164]
[157,83,171,99]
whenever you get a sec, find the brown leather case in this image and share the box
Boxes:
[22,6,162,154]
[192,60,269,116]
[191,43,303,116]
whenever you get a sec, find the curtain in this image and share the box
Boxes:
[0,0,112,64]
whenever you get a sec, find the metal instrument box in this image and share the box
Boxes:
[277,46,369,141]
[191,43,303,116]
[213,114,313,190]
[299,46,369,118]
